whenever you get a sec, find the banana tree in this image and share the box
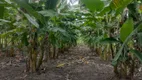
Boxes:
[81,0,142,79]
[10,0,79,72]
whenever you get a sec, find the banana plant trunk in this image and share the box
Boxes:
[27,31,38,72]
[37,33,48,70]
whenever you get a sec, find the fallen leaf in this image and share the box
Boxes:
[56,63,65,68]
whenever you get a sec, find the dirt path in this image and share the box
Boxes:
[0,45,141,80]
[41,45,114,80]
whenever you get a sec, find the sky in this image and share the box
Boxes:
[67,0,79,6]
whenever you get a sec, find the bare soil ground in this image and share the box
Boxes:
[0,45,142,80]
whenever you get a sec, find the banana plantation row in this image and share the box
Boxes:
[0,0,142,79]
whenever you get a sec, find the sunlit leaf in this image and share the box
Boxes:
[24,13,39,28]
[13,0,44,24]
[99,0,132,15]
[0,28,23,38]
[38,10,57,17]
[112,23,142,66]
[81,0,104,11]
[0,19,11,25]
[5,0,12,4]
[110,0,132,9]
[0,19,10,22]
[98,6,111,16]
[120,18,133,42]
